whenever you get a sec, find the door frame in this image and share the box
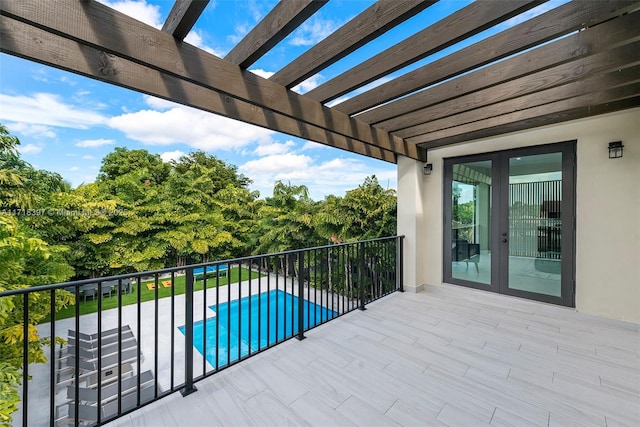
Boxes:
[443,141,576,307]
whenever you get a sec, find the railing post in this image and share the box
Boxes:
[181,267,198,396]
[297,250,306,340]
[397,236,404,292]
[358,242,366,311]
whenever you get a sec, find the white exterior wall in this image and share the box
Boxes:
[397,108,640,323]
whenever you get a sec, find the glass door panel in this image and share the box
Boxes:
[444,141,575,307]
[506,153,563,297]
[450,160,492,285]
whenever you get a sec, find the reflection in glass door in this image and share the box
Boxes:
[506,153,563,297]
[450,160,492,286]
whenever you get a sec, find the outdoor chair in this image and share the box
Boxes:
[80,285,97,303]
[452,239,480,273]
[101,281,117,298]
[118,278,133,294]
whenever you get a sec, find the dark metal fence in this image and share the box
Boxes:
[1,236,404,426]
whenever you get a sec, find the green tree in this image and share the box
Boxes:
[254,181,321,255]
[315,176,396,242]
[0,125,33,209]
[0,215,74,424]
[97,147,170,188]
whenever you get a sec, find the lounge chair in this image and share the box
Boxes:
[73,346,139,372]
[68,325,132,343]
[66,336,137,361]
[193,265,228,279]
[63,382,156,424]
[67,370,154,404]
[67,328,135,349]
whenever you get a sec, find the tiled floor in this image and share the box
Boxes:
[106,284,640,427]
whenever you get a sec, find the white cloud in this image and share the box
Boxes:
[99,1,220,55]
[301,141,326,151]
[240,153,396,200]
[184,30,223,56]
[75,138,115,148]
[108,100,274,151]
[0,93,107,129]
[18,144,43,155]
[5,122,57,139]
[160,150,186,163]
[227,23,251,45]
[241,153,312,175]
[253,140,295,156]
[289,16,342,46]
[249,69,274,79]
[99,0,162,27]
[69,166,80,172]
[502,0,569,28]
[143,95,177,110]
[82,155,95,160]
[291,74,324,95]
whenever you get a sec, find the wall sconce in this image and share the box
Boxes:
[423,163,433,175]
[608,141,624,158]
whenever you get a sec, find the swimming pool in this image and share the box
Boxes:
[180,290,337,367]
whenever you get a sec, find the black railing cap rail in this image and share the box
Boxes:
[0,235,404,298]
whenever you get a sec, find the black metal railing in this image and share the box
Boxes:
[1,236,404,426]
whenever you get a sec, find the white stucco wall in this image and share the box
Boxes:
[398,108,640,322]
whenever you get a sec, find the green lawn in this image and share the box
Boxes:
[52,267,262,320]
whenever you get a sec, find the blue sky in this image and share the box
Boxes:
[0,0,564,200]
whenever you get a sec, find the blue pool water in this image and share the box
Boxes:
[180,290,337,367]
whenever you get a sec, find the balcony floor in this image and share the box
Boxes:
[109,284,639,427]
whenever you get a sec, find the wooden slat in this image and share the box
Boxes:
[352,1,640,123]
[0,0,420,160]
[268,0,436,89]
[390,43,640,136]
[306,0,545,104]
[224,0,327,69]
[419,97,640,149]
[402,65,640,139]
[0,15,397,163]
[410,83,640,147]
[162,0,209,41]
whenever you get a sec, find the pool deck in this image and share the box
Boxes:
[101,283,640,427]
[22,285,640,427]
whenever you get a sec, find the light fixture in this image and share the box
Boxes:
[423,163,433,175]
[608,141,624,158]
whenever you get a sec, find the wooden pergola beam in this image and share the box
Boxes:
[350,0,640,121]
[418,97,640,149]
[404,65,640,139]
[357,9,640,126]
[0,0,421,160]
[268,0,436,89]
[0,15,398,163]
[224,0,327,69]
[162,0,209,41]
[305,0,544,104]
[391,42,640,136]
[410,83,640,147]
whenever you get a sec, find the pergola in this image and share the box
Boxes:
[0,0,638,164]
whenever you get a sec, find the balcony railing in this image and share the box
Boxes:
[1,236,404,426]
